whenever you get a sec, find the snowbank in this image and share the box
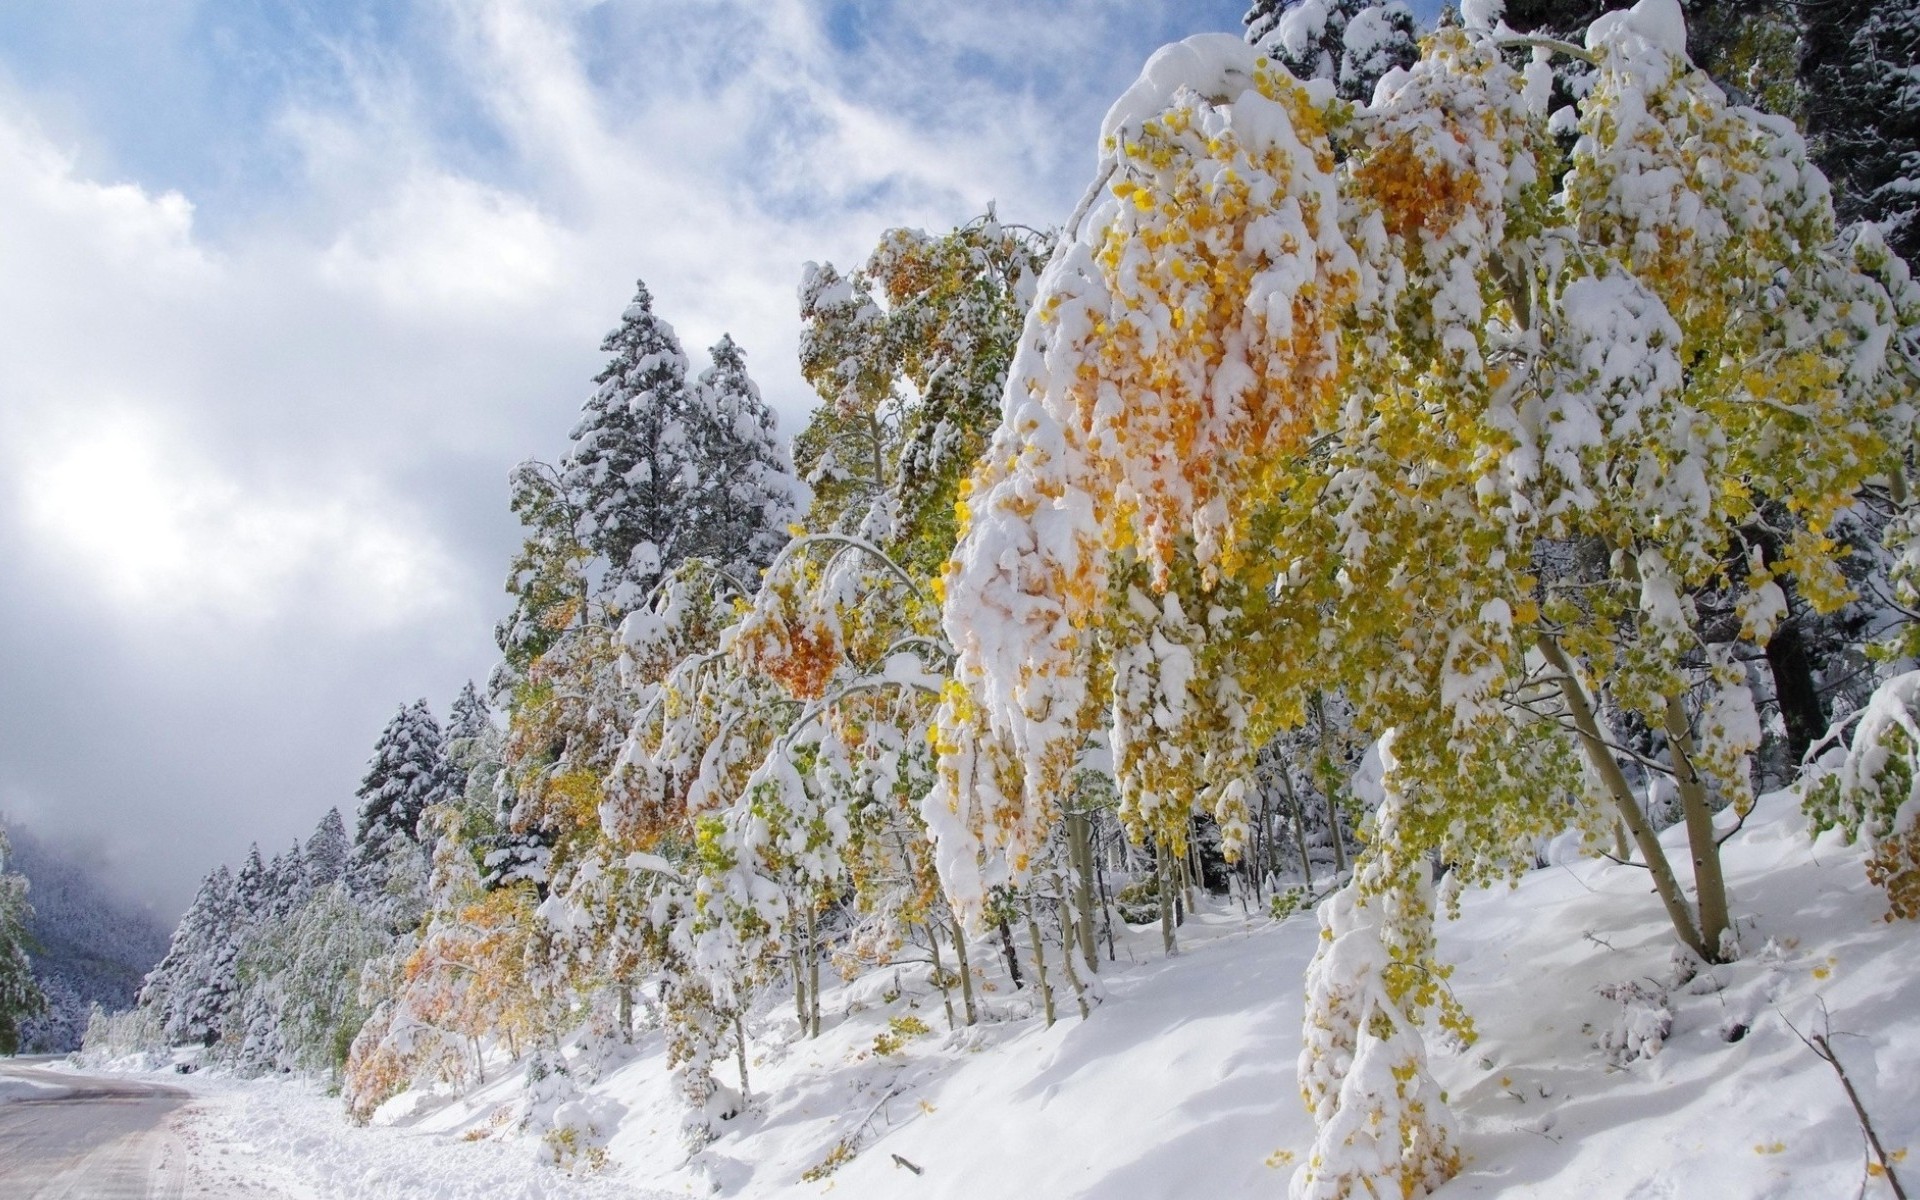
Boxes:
[0,1072,69,1103]
[110,786,1917,1198]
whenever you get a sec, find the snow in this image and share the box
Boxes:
[1100,34,1261,147]
[1460,0,1503,34]
[75,786,1920,1198]
[1586,0,1689,61]
[0,1072,68,1102]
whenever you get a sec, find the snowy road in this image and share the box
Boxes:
[0,1059,190,1198]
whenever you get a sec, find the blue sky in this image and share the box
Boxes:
[0,0,1445,915]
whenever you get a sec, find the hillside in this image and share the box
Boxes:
[134,787,1916,1199]
[6,825,172,1053]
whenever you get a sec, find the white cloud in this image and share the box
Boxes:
[319,170,569,316]
[0,0,1250,911]
[12,402,462,631]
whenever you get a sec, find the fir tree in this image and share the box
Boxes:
[352,700,449,861]
[350,701,447,932]
[1803,0,1920,266]
[446,680,492,755]
[682,335,804,586]
[564,280,695,610]
[150,864,236,1046]
[303,809,350,891]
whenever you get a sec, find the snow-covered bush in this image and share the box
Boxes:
[1595,979,1673,1065]
[1294,885,1460,1199]
[1804,670,1920,919]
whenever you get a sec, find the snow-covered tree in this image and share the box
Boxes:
[1294,887,1460,1199]
[0,827,46,1054]
[144,864,236,1046]
[681,335,805,583]
[303,808,350,891]
[797,214,1051,574]
[1805,670,1920,920]
[1803,0,1920,267]
[933,6,1913,1193]
[565,281,695,610]
[1244,0,1420,103]
[353,701,450,858]
[446,679,492,756]
[350,700,447,930]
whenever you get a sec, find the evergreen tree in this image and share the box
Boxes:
[303,809,350,891]
[1803,0,1920,266]
[682,335,804,585]
[352,701,449,862]
[446,680,492,755]
[1244,0,1420,103]
[264,844,305,922]
[148,864,235,1046]
[497,460,592,676]
[0,828,46,1054]
[350,701,447,932]
[564,280,695,610]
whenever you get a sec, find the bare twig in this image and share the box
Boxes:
[891,1154,924,1175]
[1782,1007,1910,1200]
[1594,850,1652,873]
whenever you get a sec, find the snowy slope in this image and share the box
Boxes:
[85,788,1919,1198]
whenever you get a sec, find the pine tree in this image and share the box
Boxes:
[682,335,804,586]
[0,828,46,1054]
[350,701,447,932]
[1803,0,1920,266]
[150,865,236,1046]
[446,680,492,757]
[564,280,695,610]
[1244,0,1420,103]
[265,844,306,922]
[352,701,449,861]
[303,809,350,891]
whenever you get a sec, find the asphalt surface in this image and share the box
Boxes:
[0,1059,190,1199]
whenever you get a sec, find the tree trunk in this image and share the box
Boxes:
[1662,691,1734,960]
[1068,811,1100,973]
[1314,695,1349,876]
[949,916,978,1025]
[1748,518,1830,770]
[1158,844,1179,955]
[1023,893,1056,1028]
[1094,830,1118,963]
[996,914,1025,989]
[1282,765,1314,885]
[1050,870,1093,1020]
[1765,618,1827,771]
[791,919,808,1030]
[733,1015,751,1101]
[805,903,822,1038]
[928,921,957,1032]
[1539,633,1711,959]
